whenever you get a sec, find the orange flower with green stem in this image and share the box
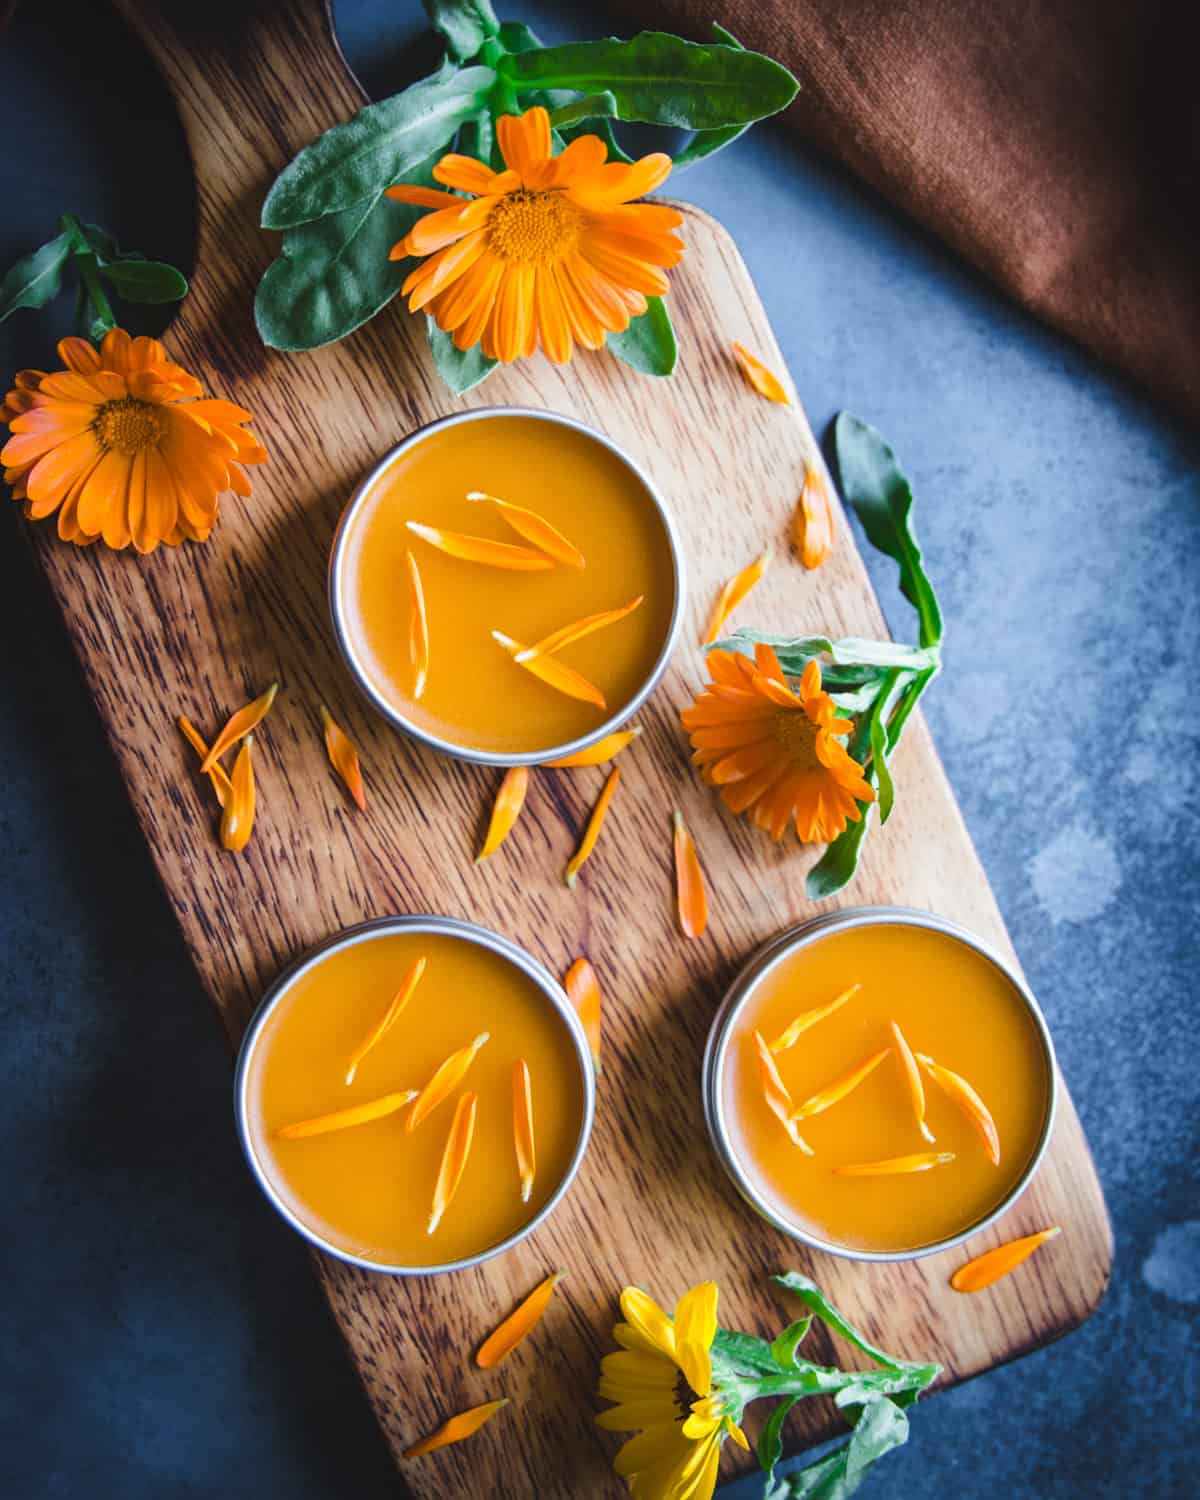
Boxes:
[385,106,683,365]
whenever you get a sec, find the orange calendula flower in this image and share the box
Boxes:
[321,705,366,812]
[1,329,265,553]
[404,1398,509,1458]
[386,106,683,364]
[681,646,875,844]
[794,462,836,569]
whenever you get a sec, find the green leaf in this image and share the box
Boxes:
[549,91,619,129]
[834,412,944,649]
[606,296,677,376]
[757,1396,800,1483]
[844,1398,909,1484]
[561,114,634,164]
[97,259,188,304]
[671,23,751,170]
[771,1273,914,1372]
[421,0,498,62]
[866,669,907,825]
[770,1317,813,1370]
[458,108,494,164]
[255,157,439,349]
[425,316,497,393]
[0,231,72,322]
[496,22,575,114]
[261,64,494,228]
[499,32,799,130]
[710,1327,781,1378]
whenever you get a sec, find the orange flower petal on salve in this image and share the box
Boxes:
[792,1047,890,1120]
[769,983,860,1053]
[516,597,644,662]
[219,736,256,853]
[407,520,555,570]
[890,1022,934,1143]
[492,630,607,709]
[407,1032,490,1133]
[427,1089,478,1234]
[276,1088,418,1140]
[467,490,585,568]
[544,727,641,768]
[793,463,836,570]
[564,957,602,1072]
[403,1398,509,1458]
[406,549,430,699]
[512,1058,536,1203]
[703,550,770,645]
[476,1272,562,1369]
[918,1052,1002,1166]
[201,682,278,773]
[178,715,233,807]
[564,765,621,888]
[344,956,427,1086]
[753,1030,813,1154]
[1,328,266,554]
[321,705,366,812]
[673,809,707,939]
[732,341,790,404]
[477,766,529,862]
[833,1151,956,1177]
[950,1227,1062,1293]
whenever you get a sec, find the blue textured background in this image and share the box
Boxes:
[1,2,1196,1496]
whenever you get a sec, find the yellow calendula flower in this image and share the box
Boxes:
[597,1281,748,1500]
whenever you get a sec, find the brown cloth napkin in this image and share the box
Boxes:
[635,0,1200,426]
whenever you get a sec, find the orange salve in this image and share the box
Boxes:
[243,928,587,1268]
[337,413,678,755]
[722,921,1052,1254]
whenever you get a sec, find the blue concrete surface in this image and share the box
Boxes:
[1,2,1196,1496]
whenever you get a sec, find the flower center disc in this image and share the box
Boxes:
[772,708,823,770]
[93,397,166,455]
[487,189,582,264]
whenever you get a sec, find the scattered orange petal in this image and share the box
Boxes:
[492,630,607,709]
[833,1151,956,1177]
[406,549,429,699]
[673,809,708,939]
[467,490,585,568]
[918,1052,1001,1166]
[407,1032,490,1133]
[890,1022,934,1143]
[201,682,278,773]
[276,1089,417,1140]
[321,704,366,811]
[564,957,602,1072]
[951,1227,1061,1292]
[565,765,621,888]
[408,520,555,570]
[403,1399,509,1458]
[427,1090,478,1234]
[753,1030,813,1154]
[703,550,770,645]
[794,463,836,570]
[544,727,641,768]
[219,736,256,853]
[515,597,644,661]
[512,1058,536,1204]
[178,714,233,807]
[477,766,529,862]
[344,956,427,1085]
[732,341,790,403]
[792,1047,890,1120]
[769,984,860,1053]
[476,1273,562,1369]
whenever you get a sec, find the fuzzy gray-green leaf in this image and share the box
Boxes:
[422,0,498,62]
[606,296,677,376]
[425,317,498,393]
[0,232,72,322]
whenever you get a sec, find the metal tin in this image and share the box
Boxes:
[702,905,1059,1264]
[327,406,686,767]
[234,915,596,1276]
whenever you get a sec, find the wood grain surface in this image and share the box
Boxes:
[33,3,1114,1495]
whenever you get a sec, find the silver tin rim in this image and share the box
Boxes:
[702,905,1059,1264]
[234,915,596,1276]
[327,406,687,767]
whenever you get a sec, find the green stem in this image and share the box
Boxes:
[482,41,520,117]
[60,213,116,338]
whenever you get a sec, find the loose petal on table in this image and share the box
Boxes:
[219,736,255,852]
[477,1272,563,1368]
[201,681,277,772]
[732,341,790,403]
[703,550,770,645]
[178,714,233,806]
[565,766,621,887]
[565,956,602,1071]
[544,727,641,768]
[951,1228,1062,1292]
[793,463,836,569]
[673,809,707,938]
[403,1398,509,1458]
[321,704,366,811]
[477,766,529,862]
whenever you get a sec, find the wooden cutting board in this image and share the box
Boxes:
[38,3,1111,1494]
